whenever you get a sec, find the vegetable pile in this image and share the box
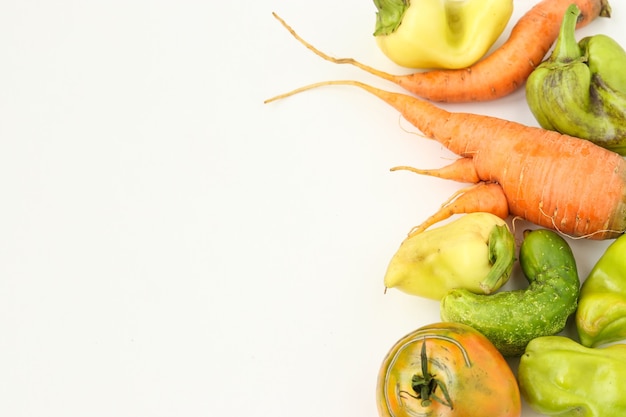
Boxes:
[266,1,626,416]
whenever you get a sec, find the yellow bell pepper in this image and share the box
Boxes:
[383,212,516,300]
[373,0,514,69]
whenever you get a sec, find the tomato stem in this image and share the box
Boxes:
[408,339,454,410]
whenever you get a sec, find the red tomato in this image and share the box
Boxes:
[377,322,521,417]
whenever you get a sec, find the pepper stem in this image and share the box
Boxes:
[408,339,454,410]
[481,224,516,293]
[549,4,584,64]
[373,0,409,36]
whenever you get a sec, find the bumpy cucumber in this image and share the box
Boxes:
[440,229,580,356]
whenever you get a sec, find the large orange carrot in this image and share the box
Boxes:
[272,0,611,102]
[265,80,626,240]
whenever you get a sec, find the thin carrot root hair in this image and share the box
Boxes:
[536,205,623,240]
[511,209,622,241]
[510,216,525,236]
[398,116,430,139]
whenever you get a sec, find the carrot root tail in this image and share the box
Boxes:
[391,158,480,184]
[270,12,397,84]
[264,79,388,104]
[408,182,509,237]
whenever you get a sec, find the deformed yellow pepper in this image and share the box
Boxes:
[373,0,513,69]
[384,212,516,300]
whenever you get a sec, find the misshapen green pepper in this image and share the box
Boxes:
[576,234,626,347]
[383,212,515,300]
[518,336,626,417]
[525,4,626,155]
[373,0,513,69]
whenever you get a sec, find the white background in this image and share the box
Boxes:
[0,0,622,416]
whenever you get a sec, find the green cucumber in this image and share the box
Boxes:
[440,229,580,356]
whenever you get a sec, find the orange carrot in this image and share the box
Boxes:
[265,80,626,240]
[272,0,611,102]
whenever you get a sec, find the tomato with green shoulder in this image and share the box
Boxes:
[377,322,521,417]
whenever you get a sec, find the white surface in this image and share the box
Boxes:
[0,1,622,416]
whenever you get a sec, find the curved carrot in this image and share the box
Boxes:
[265,80,626,239]
[272,0,611,102]
[404,183,510,237]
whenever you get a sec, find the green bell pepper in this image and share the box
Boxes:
[576,233,626,347]
[518,336,626,417]
[525,4,626,155]
[373,0,513,69]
